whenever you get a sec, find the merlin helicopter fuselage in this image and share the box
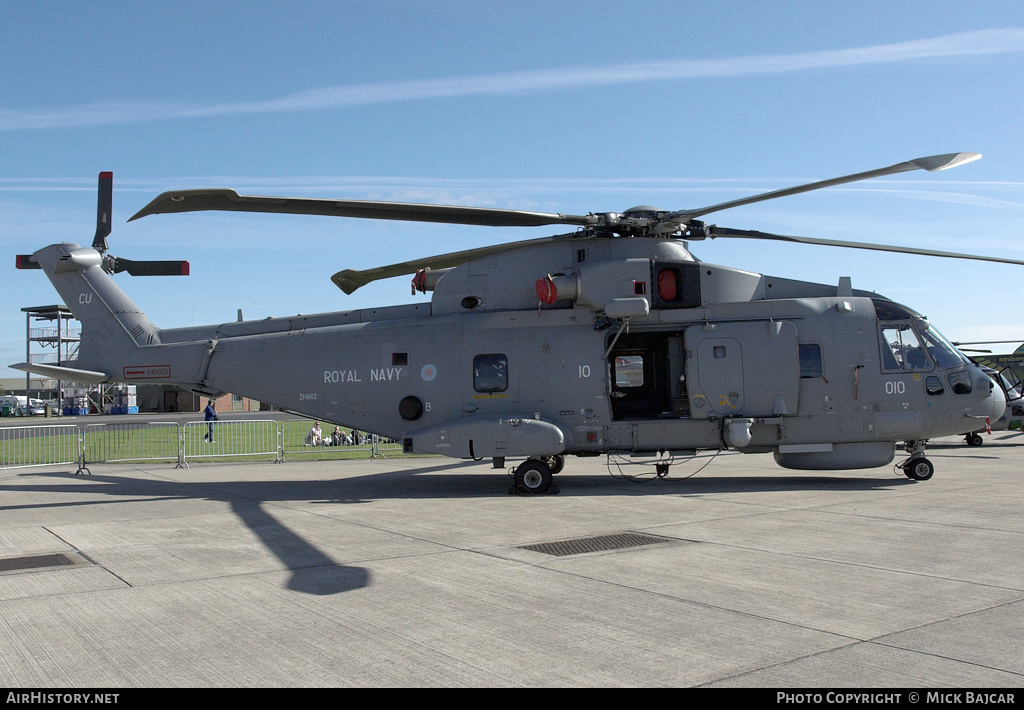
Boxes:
[14,154,1017,493]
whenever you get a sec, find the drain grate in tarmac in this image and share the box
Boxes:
[0,553,79,573]
[519,532,672,557]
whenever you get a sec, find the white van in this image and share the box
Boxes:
[0,395,25,415]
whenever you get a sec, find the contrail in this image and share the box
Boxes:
[2,28,1022,131]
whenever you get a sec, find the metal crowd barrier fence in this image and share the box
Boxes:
[0,419,405,471]
[278,420,398,460]
[83,422,184,467]
[0,425,82,470]
[182,419,281,463]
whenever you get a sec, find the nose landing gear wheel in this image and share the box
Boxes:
[903,457,934,481]
[512,459,556,495]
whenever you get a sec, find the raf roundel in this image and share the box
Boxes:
[420,364,437,382]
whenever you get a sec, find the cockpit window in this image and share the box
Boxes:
[919,324,968,369]
[872,299,920,321]
[880,324,932,372]
[999,368,1024,401]
[947,370,973,395]
[874,299,966,372]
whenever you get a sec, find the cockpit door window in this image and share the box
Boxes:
[880,324,932,373]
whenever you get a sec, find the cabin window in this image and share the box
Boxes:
[392,352,408,367]
[473,354,508,393]
[926,376,944,396]
[799,343,822,378]
[613,355,645,388]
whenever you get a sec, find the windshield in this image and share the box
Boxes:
[918,324,969,369]
[999,368,1024,401]
[874,299,968,372]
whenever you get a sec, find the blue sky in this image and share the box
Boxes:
[3,1,1024,380]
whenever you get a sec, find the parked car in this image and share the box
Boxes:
[0,395,26,416]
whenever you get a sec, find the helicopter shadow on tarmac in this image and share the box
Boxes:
[0,469,373,596]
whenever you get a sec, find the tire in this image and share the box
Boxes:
[904,458,935,481]
[514,459,553,494]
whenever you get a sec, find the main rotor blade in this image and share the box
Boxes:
[954,340,1024,345]
[129,189,595,229]
[704,225,1024,267]
[664,152,981,226]
[332,234,576,294]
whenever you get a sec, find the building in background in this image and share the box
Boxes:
[6,305,265,416]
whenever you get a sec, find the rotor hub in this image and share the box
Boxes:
[621,205,663,219]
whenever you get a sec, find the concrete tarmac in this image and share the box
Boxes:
[1,433,1022,688]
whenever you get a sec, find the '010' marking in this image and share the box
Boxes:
[885,380,906,395]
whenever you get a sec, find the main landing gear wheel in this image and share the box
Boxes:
[512,459,556,495]
[965,433,984,447]
[903,458,935,481]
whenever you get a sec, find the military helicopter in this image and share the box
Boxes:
[951,341,1024,444]
[13,154,1021,494]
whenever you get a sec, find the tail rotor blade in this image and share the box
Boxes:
[92,171,113,253]
[112,258,190,276]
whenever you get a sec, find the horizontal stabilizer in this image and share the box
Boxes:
[9,362,110,384]
[16,255,40,269]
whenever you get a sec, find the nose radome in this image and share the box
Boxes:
[977,376,1007,423]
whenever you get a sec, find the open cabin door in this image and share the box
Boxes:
[685,321,800,419]
[607,332,675,420]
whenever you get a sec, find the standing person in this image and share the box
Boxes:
[203,399,217,442]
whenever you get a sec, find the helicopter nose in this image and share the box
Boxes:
[968,373,1006,423]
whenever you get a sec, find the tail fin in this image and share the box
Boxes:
[12,172,202,386]
[13,171,191,371]
[30,243,161,348]
[11,242,161,383]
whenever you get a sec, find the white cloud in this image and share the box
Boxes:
[3,29,1023,131]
